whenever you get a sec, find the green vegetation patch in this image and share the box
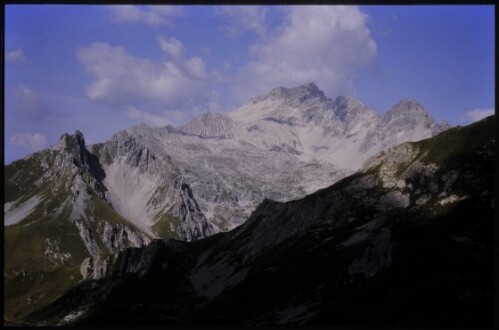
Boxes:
[4,265,82,322]
[4,205,88,322]
[4,150,54,203]
[416,116,495,166]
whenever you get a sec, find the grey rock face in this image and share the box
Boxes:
[179,113,234,138]
[168,179,214,241]
[332,95,378,132]
[101,222,150,254]
[360,100,442,153]
[80,255,115,280]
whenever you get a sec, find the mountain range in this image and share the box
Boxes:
[6,83,447,238]
[19,114,496,326]
[5,82,487,326]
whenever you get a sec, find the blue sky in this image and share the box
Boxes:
[4,5,495,164]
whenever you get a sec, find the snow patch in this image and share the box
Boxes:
[4,195,42,226]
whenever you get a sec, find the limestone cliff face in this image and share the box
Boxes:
[91,127,215,241]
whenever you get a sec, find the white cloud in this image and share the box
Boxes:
[10,84,48,117]
[107,5,182,27]
[157,36,185,59]
[184,56,208,78]
[77,37,209,110]
[10,133,47,151]
[6,48,27,63]
[126,106,171,127]
[217,6,268,38]
[233,5,377,101]
[459,108,494,124]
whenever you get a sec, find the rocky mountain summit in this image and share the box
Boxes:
[182,83,446,170]
[25,115,495,326]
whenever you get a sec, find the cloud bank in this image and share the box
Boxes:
[77,37,210,114]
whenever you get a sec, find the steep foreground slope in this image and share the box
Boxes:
[25,115,495,326]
